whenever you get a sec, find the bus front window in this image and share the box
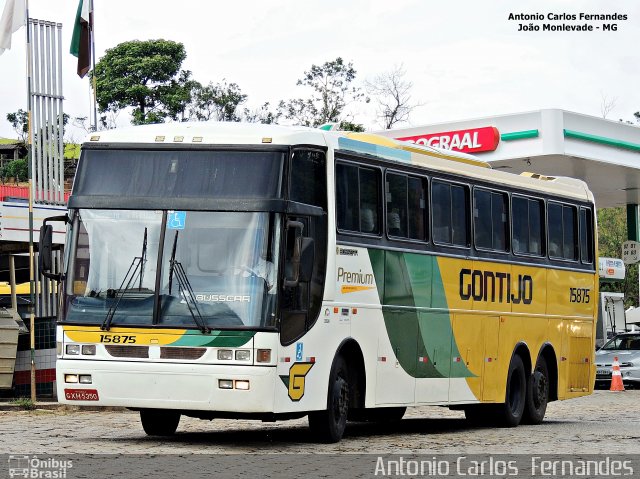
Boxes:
[65,209,163,326]
[157,211,280,329]
[64,209,280,329]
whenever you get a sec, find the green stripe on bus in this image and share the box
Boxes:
[368,249,473,379]
[169,330,256,347]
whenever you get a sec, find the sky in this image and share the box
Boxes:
[0,0,639,141]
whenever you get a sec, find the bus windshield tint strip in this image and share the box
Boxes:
[73,149,284,199]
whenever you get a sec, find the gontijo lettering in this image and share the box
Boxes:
[459,268,533,304]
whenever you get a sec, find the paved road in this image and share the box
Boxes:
[2,390,639,455]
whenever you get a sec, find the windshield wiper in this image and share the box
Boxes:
[167,231,210,334]
[101,228,148,331]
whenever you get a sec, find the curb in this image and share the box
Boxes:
[0,402,127,412]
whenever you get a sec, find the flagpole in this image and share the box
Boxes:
[24,0,36,405]
[89,0,97,131]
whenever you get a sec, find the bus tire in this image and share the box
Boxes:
[493,354,527,427]
[522,356,549,425]
[308,355,350,443]
[140,409,181,436]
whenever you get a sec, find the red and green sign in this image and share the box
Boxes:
[396,126,500,154]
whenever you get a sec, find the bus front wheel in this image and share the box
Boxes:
[308,355,350,443]
[140,409,181,436]
[522,356,549,424]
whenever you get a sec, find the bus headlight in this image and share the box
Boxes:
[66,344,80,355]
[217,349,233,361]
[234,380,250,390]
[64,374,79,383]
[82,345,97,355]
[235,350,250,361]
[79,375,92,384]
[218,379,233,389]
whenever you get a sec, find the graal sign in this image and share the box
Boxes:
[396,126,500,154]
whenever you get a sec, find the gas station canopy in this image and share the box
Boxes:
[380,109,640,209]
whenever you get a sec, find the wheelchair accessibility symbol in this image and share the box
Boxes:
[168,211,186,230]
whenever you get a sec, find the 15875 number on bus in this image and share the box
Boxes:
[569,288,590,303]
[99,335,137,344]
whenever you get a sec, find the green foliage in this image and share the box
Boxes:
[5,110,69,144]
[189,80,248,122]
[338,120,365,132]
[1,158,28,182]
[243,102,281,124]
[10,397,35,410]
[6,109,28,144]
[92,39,193,125]
[281,57,366,127]
[597,207,638,307]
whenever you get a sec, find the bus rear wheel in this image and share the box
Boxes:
[140,409,181,436]
[308,355,350,443]
[522,356,549,424]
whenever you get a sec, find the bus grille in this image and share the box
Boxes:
[160,347,206,360]
[105,345,149,358]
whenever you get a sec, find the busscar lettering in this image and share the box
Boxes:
[459,269,533,304]
[195,294,251,303]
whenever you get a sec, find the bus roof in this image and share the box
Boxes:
[84,122,593,204]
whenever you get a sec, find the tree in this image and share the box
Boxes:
[6,109,28,144]
[189,80,247,122]
[92,39,194,125]
[366,64,421,129]
[6,109,69,144]
[599,92,617,119]
[337,120,365,132]
[243,102,281,124]
[281,57,366,127]
[597,207,638,308]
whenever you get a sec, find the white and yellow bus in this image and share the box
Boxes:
[40,122,597,442]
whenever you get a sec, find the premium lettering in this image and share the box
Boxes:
[337,267,374,285]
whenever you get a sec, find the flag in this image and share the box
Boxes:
[0,0,26,55]
[70,0,92,78]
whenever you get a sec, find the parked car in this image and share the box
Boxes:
[595,332,640,389]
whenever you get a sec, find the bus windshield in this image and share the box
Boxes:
[64,209,280,329]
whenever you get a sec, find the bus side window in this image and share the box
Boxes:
[336,161,381,235]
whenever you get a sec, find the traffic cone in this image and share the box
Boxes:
[610,356,625,392]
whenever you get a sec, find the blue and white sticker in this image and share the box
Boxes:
[168,211,186,230]
[295,342,303,361]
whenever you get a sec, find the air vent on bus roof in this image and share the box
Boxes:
[520,172,556,181]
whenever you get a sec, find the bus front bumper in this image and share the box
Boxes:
[56,359,276,413]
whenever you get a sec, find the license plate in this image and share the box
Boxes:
[64,389,99,401]
[596,369,611,376]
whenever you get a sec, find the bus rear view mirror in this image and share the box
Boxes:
[38,214,69,281]
[38,224,54,274]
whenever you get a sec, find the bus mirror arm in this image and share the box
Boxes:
[38,215,69,281]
